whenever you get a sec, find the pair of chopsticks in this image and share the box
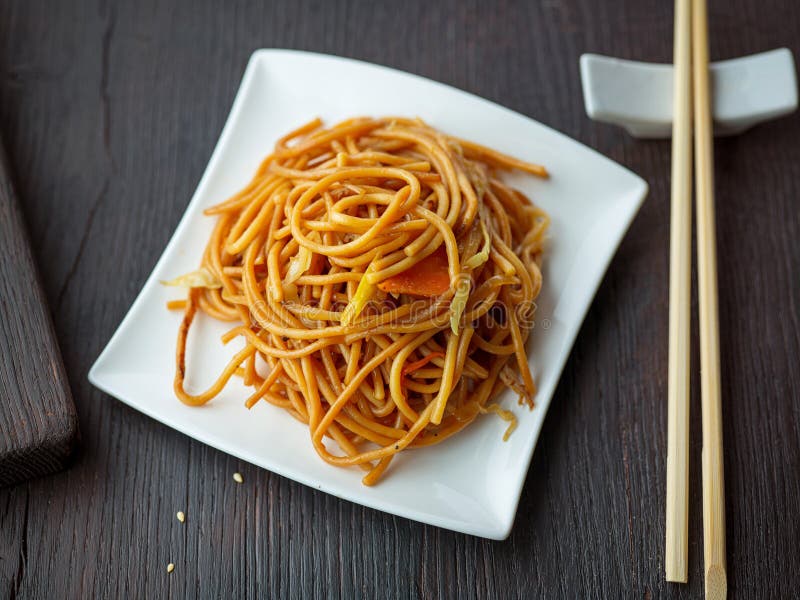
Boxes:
[665,0,727,598]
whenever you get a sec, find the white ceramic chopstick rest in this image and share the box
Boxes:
[580,48,797,138]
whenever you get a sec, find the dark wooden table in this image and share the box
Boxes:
[1,1,798,597]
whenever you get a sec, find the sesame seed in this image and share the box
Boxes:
[167,563,175,574]
[233,472,243,484]
[176,511,185,523]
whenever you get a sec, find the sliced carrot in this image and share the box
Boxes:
[377,247,450,297]
[401,352,445,377]
[308,251,326,276]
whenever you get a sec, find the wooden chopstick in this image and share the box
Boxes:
[665,0,693,584]
[692,0,728,597]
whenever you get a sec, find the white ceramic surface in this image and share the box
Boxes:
[580,48,798,138]
[89,49,648,539]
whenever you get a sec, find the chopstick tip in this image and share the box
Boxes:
[705,564,727,600]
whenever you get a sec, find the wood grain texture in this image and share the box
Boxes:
[0,137,78,488]
[0,0,798,597]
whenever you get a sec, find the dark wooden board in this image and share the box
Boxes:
[0,138,78,488]
[0,0,798,598]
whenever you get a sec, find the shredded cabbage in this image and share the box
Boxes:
[281,282,299,302]
[340,262,378,326]
[500,365,534,407]
[284,245,313,285]
[160,267,221,289]
[450,276,471,335]
[463,219,491,270]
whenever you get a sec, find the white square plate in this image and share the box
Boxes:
[89,49,647,539]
